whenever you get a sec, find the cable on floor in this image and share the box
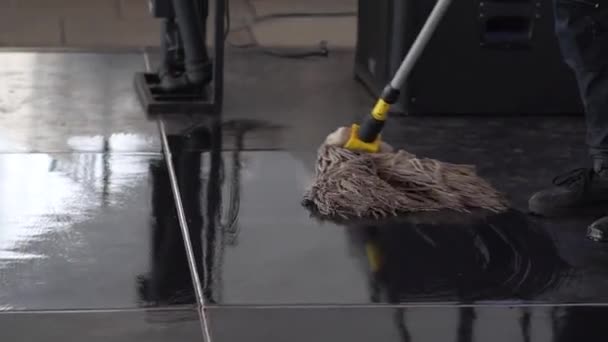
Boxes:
[223,0,356,59]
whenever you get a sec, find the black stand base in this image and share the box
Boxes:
[135,0,225,116]
[134,72,219,115]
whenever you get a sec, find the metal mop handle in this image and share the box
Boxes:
[357,0,453,143]
[390,0,453,89]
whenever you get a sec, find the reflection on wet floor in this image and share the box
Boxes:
[0,53,160,153]
[345,211,568,303]
[137,157,197,307]
[0,309,204,341]
[3,49,608,340]
[209,305,608,342]
[0,151,195,310]
[160,117,608,306]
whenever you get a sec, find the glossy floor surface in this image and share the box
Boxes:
[0,49,607,341]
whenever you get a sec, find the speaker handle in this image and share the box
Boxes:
[479,1,540,49]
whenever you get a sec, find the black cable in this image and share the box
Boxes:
[255,11,356,22]
[260,40,329,58]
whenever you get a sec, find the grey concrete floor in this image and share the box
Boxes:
[0,0,356,48]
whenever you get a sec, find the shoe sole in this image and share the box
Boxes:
[587,225,607,242]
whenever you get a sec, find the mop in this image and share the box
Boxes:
[302,0,509,220]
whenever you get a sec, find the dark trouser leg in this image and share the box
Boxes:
[554,0,608,164]
[550,0,608,238]
[579,69,608,163]
[160,17,185,75]
[528,1,608,217]
[171,0,211,84]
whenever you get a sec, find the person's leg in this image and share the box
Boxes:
[159,17,186,86]
[528,0,608,217]
[171,0,212,86]
[556,0,608,159]
[157,0,212,92]
[581,68,608,163]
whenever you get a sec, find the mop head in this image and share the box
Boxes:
[302,127,509,220]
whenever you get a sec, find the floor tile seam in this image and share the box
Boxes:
[0,151,162,155]
[0,47,147,54]
[158,119,213,342]
[204,302,608,310]
[0,305,198,315]
[164,148,284,152]
[145,50,212,342]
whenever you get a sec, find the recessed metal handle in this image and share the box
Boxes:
[479,1,537,49]
[482,16,533,46]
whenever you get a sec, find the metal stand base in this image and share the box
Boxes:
[135,0,224,115]
[134,72,218,115]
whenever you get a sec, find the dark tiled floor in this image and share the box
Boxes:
[148,48,370,161]
[382,117,589,211]
[0,153,200,310]
[207,306,608,342]
[3,47,608,341]
[0,51,204,340]
[156,49,608,306]
[0,51,194,311]
[158,45,608,340]
[0,309,204,342]
[162,120,608,305]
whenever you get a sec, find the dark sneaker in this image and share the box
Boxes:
[587,216,608,242]
[528,167,608,217]
[158,62,213,93]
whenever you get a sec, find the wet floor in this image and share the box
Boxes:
[1,49,608,341]
[209,305,608,342]
[163,118,608,306]
[0,153,199,309]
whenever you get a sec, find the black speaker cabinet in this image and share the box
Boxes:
[354,0,584,115]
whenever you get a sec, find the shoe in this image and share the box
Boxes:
[587,216,608,242]
[158,62,213,93]
[528,162,608,217]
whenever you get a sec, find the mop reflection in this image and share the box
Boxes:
[392,304,608,342]
[347,211,569,302]
[345,211,570,341]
